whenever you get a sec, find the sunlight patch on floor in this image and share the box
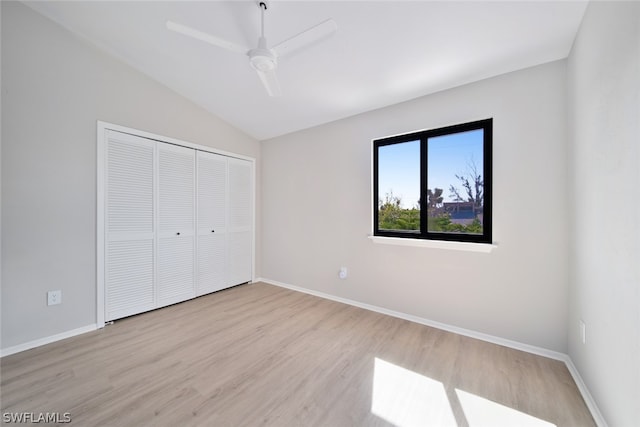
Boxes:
[372,357,457,427]
[456,388,556,427]
[371,357,557,427]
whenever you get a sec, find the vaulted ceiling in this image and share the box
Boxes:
[25,1,588,140]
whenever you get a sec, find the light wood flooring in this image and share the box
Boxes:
[1,282,595,426]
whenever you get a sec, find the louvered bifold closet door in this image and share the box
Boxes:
[227,157,253,286]
[105,131,156,321]
[196,151,228,296]
[157,143,197,307]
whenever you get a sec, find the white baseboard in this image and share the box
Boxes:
[257,277,607,427]
[0,324,97,358]
[563,357,609,427]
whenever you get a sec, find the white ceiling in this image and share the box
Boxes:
[24,1,588,140]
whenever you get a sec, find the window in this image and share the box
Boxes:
[373,119,492,244]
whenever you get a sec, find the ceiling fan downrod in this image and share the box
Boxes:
[259,1,267,38]
[250,1,277,73]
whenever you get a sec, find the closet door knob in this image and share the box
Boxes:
[176,232,181,236]
[211,230,215,233]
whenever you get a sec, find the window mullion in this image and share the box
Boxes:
[420,137,428,238]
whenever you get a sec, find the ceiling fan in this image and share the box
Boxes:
[166,1,337,97]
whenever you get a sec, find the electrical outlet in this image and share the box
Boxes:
[339,267,348,280]
[47,290,62,306]
[579,320,586,344]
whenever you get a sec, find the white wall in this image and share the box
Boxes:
[567,2,640,426]
[262,60,569,352]
[1,2,261,350]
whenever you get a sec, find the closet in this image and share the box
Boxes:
[101,128,253,322]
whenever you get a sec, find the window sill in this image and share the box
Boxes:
[368,236,497,253]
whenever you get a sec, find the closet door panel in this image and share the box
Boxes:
[227,157,253,285]
[196,152,228,295]
[157,144,196,306]
[197,234,227,295]
[197,152,227,232]
[107,138,154,235]
[158,145,196,233]
[104,131,156,321]
[157,236,195,305]
[106,240,154,320]
[228,158,252,231]
[227,230,252,286]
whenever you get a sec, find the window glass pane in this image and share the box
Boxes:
[378,140,420,231]
[427,129,484,235]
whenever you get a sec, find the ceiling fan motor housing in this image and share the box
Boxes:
[249,36,277,71]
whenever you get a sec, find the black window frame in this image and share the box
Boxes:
[373,118,493,244]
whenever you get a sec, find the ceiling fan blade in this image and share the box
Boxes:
[166,21,248,55]
[272,18,337,58]
[256,68,282,97]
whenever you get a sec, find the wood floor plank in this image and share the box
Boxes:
[1,282,595,426]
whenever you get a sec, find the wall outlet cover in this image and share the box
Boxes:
[47,290,62,306]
